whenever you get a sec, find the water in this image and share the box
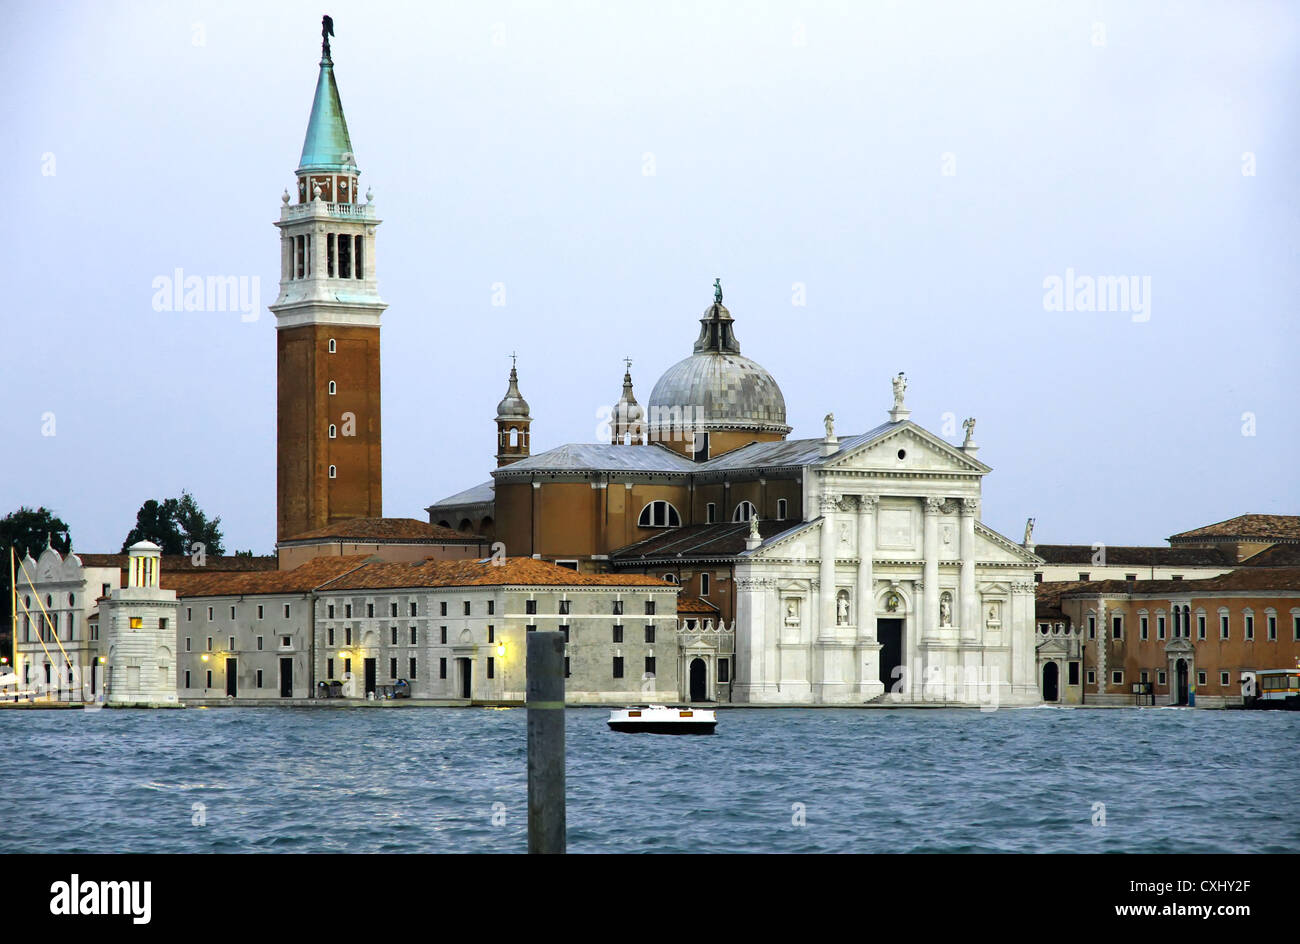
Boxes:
[1,706,1295,853]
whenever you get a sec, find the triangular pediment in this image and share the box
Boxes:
[821,423,990,476]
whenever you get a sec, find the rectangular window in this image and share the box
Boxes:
[439,657,447,680]
[409,626,417,645]
[559,599,570,616]
[718,658,730,683]
[526,624,537,633]
[1158,670,1166,685]
[328,604,335,619]
[1157,616,1166,640]
[1198,671,1207,686]
[1220,615,1229,639]
[1086,670,1096,685]
[1220,671,1230,686]
[206,670,212,689]
[644,625,656,644]
[345,604,352,618]
[185,670,191,688]
[327,659,334,679]
[185,637,192,652]
[409,601,417,617]
[526,600,537,615]
[228,636,235,650]
[1140,616,1148,640]
[777,499,787,521]
[256,636,263,651]
[1245,616,1254,640]
[256,669,264,688]
[613,624,623,643]
[613,600,623,616]
[207,606,214,620]
[564,657,571,679]
[645,656,656,675]
[488,625,495,644]
[409,657,416,679]
[1267,615,1277,641]
[344,658,352,674]
[284,604,290,619]
[487,657,495,680]
[345,627,352,646]
[440,602,447,616]
[206,636,213,651]
[367,603,374,618]
[645,600,656,616]
[612,656,624,679]
[1087,616,1095,639]
[186,607,192,621]
[390,626,398,645]
[701,572,710,596]
[1112,615,1122,640]
[1197,615,1206,640]
[464,601,471,616]
[281,636,291,648]
[1294,615,1300,641]
[1111,670,1123,685]
[1125,573,1137,581]
[1140,670,1149,682]
[1068,662,1079,685]
[440,626,447,644]
[1078,573,1090,581]
[390,602,398,618]
[257,604,264,620]
[229,605,236,620]
[560,625,569,642]
[327,627,335,646]
[487,600,495,616]
[390,657,397,679]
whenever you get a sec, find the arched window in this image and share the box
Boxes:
[68,593,75,606]
[732,501,757,522]
[509,427,519,447]
[328,338,336,353]
[638,501,681,528]
[662,573,679,585]
[776,499,787,521]
[328,465,337,479]
[328,381,337,395]
[328,424,337,439]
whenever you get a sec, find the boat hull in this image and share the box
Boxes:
[607,721,716,735]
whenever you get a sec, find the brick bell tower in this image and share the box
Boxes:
[270,17,386,542]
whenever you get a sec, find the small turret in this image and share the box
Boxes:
[611,359,645,445]
[496,355,532,467]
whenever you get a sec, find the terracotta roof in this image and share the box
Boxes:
[1059,566,1300,599]
[1240,543,1300,567]
[164,556,373,598]
[610,521,802,563]
[317,557,678,592]
[1168,514,1300,543]
[1033,545,1236,567]
[279,517,484,544]
[676,596,720,614]
[75,554,277,572]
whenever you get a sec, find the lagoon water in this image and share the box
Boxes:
[1,706,1295,853]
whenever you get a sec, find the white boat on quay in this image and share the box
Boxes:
[607,704,717,735]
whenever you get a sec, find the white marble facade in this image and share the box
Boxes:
[733,421,1042,707]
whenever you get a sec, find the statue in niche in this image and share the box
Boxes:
[784,599,800,626]
[892,372,907,409]
[885,592,900,613]
[839,520,852,548]
[939,591,953,627]
[987,602,1000,627]
[836,590,851,625]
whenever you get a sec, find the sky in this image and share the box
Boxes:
[2,0,1297,555]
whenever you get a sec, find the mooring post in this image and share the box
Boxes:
[526,630,566,854]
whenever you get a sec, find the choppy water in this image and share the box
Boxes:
[0,706,1295,853]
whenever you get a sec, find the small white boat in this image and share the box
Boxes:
[607,704,717,735]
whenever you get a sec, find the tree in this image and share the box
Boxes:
[0,506,73,647]
[121,491,225,556]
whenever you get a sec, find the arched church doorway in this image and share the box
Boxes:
[689,659,707,702]
[1042,661,1059,702]
[1175,659,1189,706]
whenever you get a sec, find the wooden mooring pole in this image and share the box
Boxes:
[526,631,565,854]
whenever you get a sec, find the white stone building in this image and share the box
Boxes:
[100,542,180,706]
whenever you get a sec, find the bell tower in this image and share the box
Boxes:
[270,17,386,542]
[495,357,532,467]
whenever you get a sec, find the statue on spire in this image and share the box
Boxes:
[322,15,335,60]
[713,278,723,305]
[892,372,907,410]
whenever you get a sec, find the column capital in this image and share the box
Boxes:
[858,494,879,511]
[924,497,943,514]
[820,492,839,514]
[961,497,979,516]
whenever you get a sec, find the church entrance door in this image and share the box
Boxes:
[1175,659,1189,706]
[877,619,904,691]
[1042,661,1059,702]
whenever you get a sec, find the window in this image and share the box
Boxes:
[327,604,335,619]
[526,624,537,633]
[440,602,448,616]
[328,337,336,353]
[409,626,417,645]
[732,501,757,522]
[1220,613,1230,639]
[559,599,570,616]
[390,657,398,679]
[463,601,471,616]
[1125,573,1137,581]
[327,627,335,646]
[440,626,447,644]
[185,670,191,688]
[564,657,571,679]
[328,465,337,479]
[638,501,681,528]
[612,600,623,616]
[560,625,569,642]
[644,625,656,644]
[367,603,375,618]
[1197,614,1206,639]
[1220,671,1230,686]
[327,659,334,679]
[284,604,291,619]
[612,624,623,643]
[439,658,447,679]
[328,424,337,439]
[1087,615,1095,639]
[257,670,264,689]
[206,670,212,689]
[257,636,263,651]
[1157,670,1166,685]
[328,380,336,395]
[230,605,236,620]
[1139,615,1148,640]
[208,606,214,620]
[612,657,624,679]
[645,656,656,676]
[1267,614,1277,641]
[1078,573,1090,581]
[185,637,191,652]
[1157,615,1166,640]
[281,636,291,648]
[409,658,416,679]
[777,498,788,521]
[1111,671,1123,685]
[390,626,398,645]
[344,658,352,674]
[1198,671,1207,686]
[206,636,213,651]
[718,659,730,683]
[1034,573,1043,583]
[345,627,352,645]
[409,601,417,617]
[186,607,192,622]
[487,657,495,680]
[1171,575,1183,581]
[526,600,537,615]
[345,604,352,618]
[701,572,710,596]
[645,600,656,616]
[1086,670,1096,685]
[257,605,264,620]
[1294,612,1300,640]
[487,601,495,615]
[1111,615,1122,640]
[488,625,495,644]
[1245,614,1254,640]
[706,502,716,523]
[229,636,236,650]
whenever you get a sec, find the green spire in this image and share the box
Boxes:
[297,27,357,175]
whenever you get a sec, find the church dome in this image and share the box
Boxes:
[495,363,530,420]
[647,287,789,436]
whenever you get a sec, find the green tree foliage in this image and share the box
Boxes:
[1,506,73,644]
[122,491,225,556]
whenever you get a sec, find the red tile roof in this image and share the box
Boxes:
[279,517,484,544]
[318,557,678,592]
[676,596,720,614]
[1033,545,1236,567]
[1169,514,1300,543]
[163,556,373,598]
[1058,566,1300,599]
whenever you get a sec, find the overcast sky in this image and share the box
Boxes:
[3,0,1297,555]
